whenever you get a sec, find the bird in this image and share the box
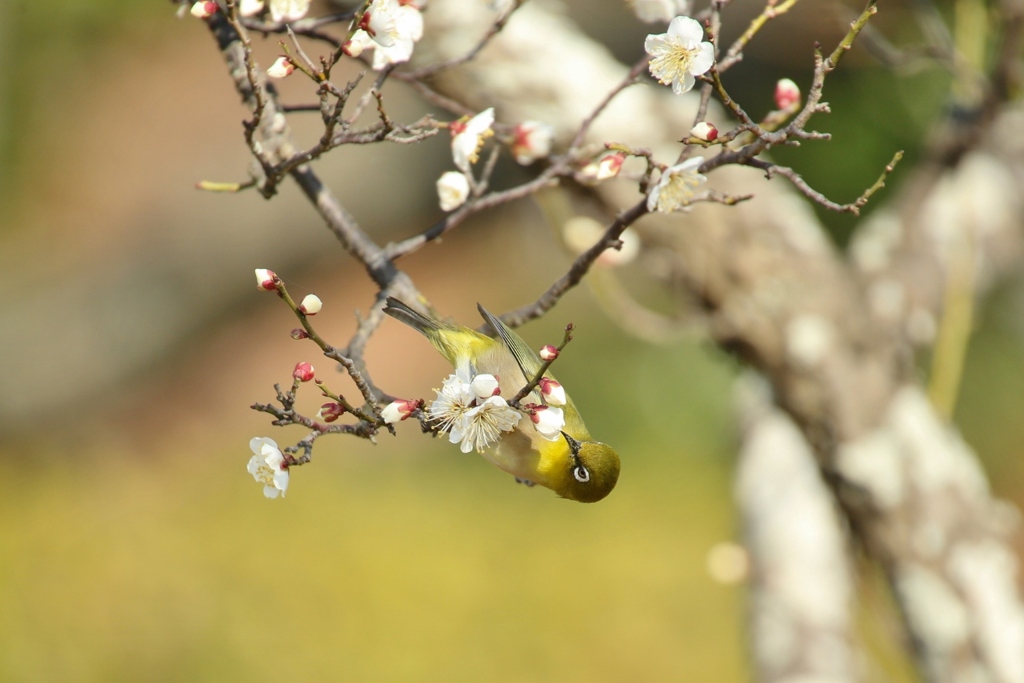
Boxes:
[383,297,620,503]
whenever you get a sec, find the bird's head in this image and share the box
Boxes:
[555,432,620,503]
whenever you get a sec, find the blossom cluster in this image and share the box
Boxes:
[435,110,556,212]
[230,0,425,79]
[432,108,497,212]
[345,0,425,70]
[190,0,311,21]
[385,368,567,454]
[428,370,522,453]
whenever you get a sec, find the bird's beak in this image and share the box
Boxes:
[560,431,581,456]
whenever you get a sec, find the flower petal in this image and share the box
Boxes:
[273,470,289,495]
[250,436,277,455]
[690,42,715,76]
[673,71,696,95]
[643,34,670,55]
[667,16,703,45]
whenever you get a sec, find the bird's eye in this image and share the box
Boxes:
[573,466,590,483]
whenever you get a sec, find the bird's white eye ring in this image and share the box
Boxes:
[573,466,590,483]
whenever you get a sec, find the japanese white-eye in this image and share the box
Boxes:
[383,298,620,503]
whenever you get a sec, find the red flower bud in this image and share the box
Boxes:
[318,402,345,422]
[381,398,423,424]
[190,1,218,19]
[774,79,801,111]
[255,268,278,291]
[690,121,718,142]
[293,362,315,382]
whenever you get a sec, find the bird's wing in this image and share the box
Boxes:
[476,304,543,384]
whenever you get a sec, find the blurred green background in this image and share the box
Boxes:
[1,1,1022,681]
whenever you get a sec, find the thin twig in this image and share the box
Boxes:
[403,5,519,80]
[509,323,574,407]
[499,199,651,328]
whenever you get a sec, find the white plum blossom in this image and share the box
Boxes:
[530,405,565,440]
[511,121,554,165]
[247,437,289,499]
[451,108,495,173]
[349,0,423,69]
[436,171,470,211]
[363,0,400,47]
[269,0,310,22]
[429,370,477,434]
[647,156,706,213]
[645,16,714,95]
[450,396,522,453]
[429,370,521,453]
[239,0,265,17]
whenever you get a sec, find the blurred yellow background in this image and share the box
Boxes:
[1,1,1023,681]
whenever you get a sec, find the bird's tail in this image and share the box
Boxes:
[383,297,444,336]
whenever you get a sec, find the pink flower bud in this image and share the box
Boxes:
[381,398,422,424]
[690,121,718,142]
[190,1,218,18]
[290,328,309,340]
[255,268,278,291]
[342,40,365,58]
[470,374,501,399]
[774,78,801,111]
[317,402,345,423]
[527,404,566,439]
[293,362,315,382]
[299,294,322,315]
[539,345,559,362]
[436,171,470,212]
[579,152,626,184]
[538,377,566,406]
[511,121,554,166]
[599,152,626,178]
[267,56,295,79]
